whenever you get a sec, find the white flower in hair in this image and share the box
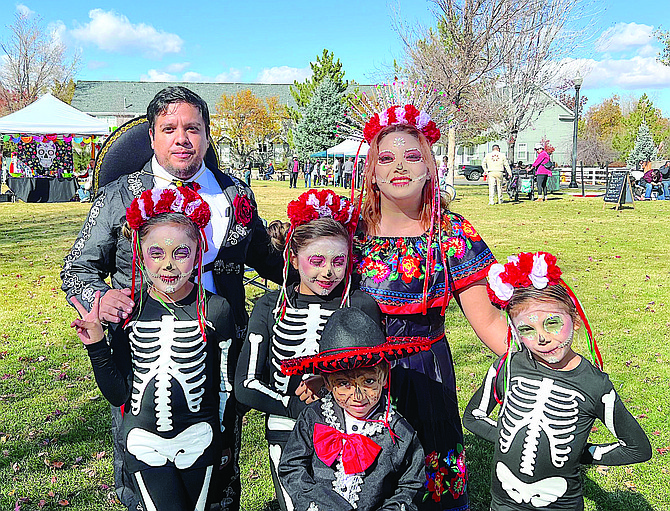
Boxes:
[488,263,514,302]
[529,253,549,289]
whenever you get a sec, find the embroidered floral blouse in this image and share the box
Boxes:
[354,212,495,317]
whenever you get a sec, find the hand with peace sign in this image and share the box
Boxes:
[70,291,105,345]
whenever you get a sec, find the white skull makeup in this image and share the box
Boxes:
[37,141,57,169]
[510,303,578,369]
[291,236,349,296]
[141,224,198,300]
[373,131,430,203]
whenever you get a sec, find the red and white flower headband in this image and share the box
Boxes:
[487,251,603,380]
[363,104,440,145]
[127,187,211,231]
[287,188,355,232]
[337,82,458,147]
[487,252,562,308]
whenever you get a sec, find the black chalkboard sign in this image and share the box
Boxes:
[604,170,634,209]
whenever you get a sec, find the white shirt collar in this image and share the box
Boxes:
[151,156,206,187]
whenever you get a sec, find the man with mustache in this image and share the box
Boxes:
[62,86,283,510]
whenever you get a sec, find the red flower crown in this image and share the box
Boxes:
[486,251,562,308]
[126,187,211,231]
[363,104,441,145]
[287,189,356,232]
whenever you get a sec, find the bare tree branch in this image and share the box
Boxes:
[1,12,79,114]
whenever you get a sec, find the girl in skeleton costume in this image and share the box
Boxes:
[70,187,237,511]
[463,252,651,511]
[235,189,381,511]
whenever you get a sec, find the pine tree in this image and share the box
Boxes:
[293,78,344,159]
[290,50,348,110]
[613,94,670,160]
[627,121,657,165]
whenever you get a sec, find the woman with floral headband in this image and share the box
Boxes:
[346,85,509,509]
[70,187,237,511]
[464,251,651,510]
[235,188,381,511]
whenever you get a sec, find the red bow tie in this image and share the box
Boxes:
[313,423,381,474]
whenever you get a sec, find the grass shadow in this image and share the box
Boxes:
[583,472,655,511]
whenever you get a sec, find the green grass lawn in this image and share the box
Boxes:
[1,181,669,510]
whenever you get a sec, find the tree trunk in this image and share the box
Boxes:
[446,125,456,187]
[507,130,518,164]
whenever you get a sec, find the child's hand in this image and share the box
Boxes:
[70,291,105,345]
[295,375,326,404]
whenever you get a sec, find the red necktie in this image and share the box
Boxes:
[313,423,381,474]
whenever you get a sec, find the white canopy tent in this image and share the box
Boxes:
[0,93,108,135]
[326,139,369,157]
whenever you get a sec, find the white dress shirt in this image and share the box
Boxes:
[152,157,232,293]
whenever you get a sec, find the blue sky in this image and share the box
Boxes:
[3,0,670,115]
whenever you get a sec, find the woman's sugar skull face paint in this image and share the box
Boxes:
[373,131,429,203]
[510,302,578,367]
[141,223,197,297]
[291,236,348,296]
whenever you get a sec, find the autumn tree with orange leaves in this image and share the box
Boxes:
[211,89,285,168]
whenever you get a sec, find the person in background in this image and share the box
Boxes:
[659,160,670,200]
[333,157,342,187]
[289,156,299,188]
[320,159,328,186]
[244,161,252,186]
[343,157,354,189]
[643,166,664,200]
[265,161,275,180]
[531,143,551,202]
[482,144,511,205]
[304,159,313,188]
[77,158,94,202]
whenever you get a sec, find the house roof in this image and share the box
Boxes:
[72,81,373,117]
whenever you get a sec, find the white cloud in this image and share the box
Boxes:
[595,22,654,53]
[71,9,183,58]
[48,20,67,46]
[256,66,311,84]
[16,3,34,17]
[140,69,177,82]
[182,71,207,82]
[215,68,243,82]
[577,55,670,89]
[165,62,190,73]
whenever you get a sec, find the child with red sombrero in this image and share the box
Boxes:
[278,306,432,511]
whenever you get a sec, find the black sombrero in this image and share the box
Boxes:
[93,116,220,191]
[280,307,434,376]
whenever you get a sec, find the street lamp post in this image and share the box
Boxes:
[569,76,583,189]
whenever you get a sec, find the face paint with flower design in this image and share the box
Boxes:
[291,236,348,296]
[510,302,579,369]
[141,223,197,300]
